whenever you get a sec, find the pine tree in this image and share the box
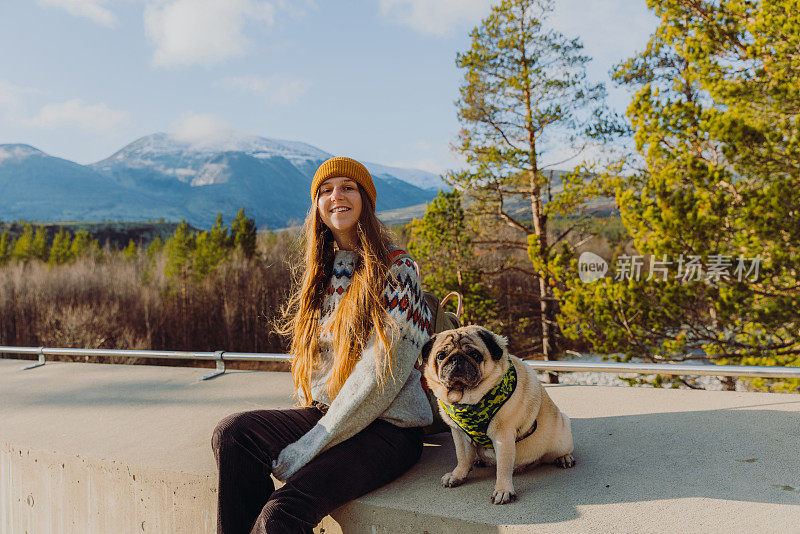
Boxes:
[0,229,10,265]
[165,220,196,281]
[194,214,230,278]
[70,229,96,259]
[31,226,48,262]
[230,208,256,259]
[550,0,800,391]
[450,0,608,365]
[122,239,138,261]
[407,190,495,325]
[49,229,73,265]
[147,235,164,259]
[12,224,35,262]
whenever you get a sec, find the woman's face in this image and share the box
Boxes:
[317,176,363,249]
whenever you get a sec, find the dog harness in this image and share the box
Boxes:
[438,362,537,449]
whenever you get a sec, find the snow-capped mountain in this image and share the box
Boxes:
[93,132,333,186]
[365,162,449,192]
[0,144,183,223]
[0,133,447,228]
[93,132,447,191]
[0,144,43,163]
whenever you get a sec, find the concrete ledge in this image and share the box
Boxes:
[2,445,216,533]
[2,358,799,533]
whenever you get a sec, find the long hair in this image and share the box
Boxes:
[278,186,398,404]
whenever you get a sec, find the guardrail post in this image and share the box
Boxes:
[22,347,46,370]
[201,351,226,380]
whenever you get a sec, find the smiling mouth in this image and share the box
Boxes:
[330,207,351,213]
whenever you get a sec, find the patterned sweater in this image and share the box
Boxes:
[271,249,433,480]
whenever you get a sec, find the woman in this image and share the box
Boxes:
[212,156,433,533]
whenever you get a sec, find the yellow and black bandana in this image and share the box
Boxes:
[439,362,536,449]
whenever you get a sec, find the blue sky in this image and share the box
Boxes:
[0,0,658,173]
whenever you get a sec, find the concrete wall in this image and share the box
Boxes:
[2,444,216,534]
[3,358,800,533]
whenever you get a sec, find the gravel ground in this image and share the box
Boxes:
[534,354,745,391]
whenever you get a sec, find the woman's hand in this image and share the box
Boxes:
[270,425,329,480]
[271,442,313,481]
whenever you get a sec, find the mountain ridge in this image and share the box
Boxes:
[91,132,447,191]
[0,133,446,228]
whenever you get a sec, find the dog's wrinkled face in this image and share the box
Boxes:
[419,326,507,404]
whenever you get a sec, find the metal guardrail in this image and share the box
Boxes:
[2,345,800,381]
[0,346,288,380]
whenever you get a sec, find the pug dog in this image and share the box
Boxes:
[419,325,575,504]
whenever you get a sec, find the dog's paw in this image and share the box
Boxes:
[441,471,467,488]
[491,487,517,505]
[554,453,575,469]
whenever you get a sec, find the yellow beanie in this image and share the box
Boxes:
[311,156,376,207]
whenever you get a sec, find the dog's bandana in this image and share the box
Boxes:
[438,362,537,449]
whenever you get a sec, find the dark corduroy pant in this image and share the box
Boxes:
[212,407,424,534]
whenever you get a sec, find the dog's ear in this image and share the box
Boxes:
[477,328,505,360]
[418,334,437,367]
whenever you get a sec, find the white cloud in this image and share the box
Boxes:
[37,0,116,27]
[0,82,25,109]
[144,0,276,67]
[25,99,129,132]
[171,112,233,145]
[0,80,42,110]
[378,0,491,37]
[218,75,310,106]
